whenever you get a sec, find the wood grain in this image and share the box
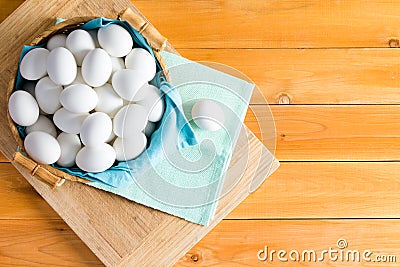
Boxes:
[179,48,400,104]
[0,219,102,267]
[246,105,400,161]
[1,219,399,267]
[178,219,400,266]
[227,162,400,219]
[2,162,400,221]
[133,0,400,49]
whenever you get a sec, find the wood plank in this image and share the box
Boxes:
[228,162,400,219]
[178,219,400,266]
[0,219,102,267]
[2,162,400,221]
[179,48,400,105]
[4,1,400,49]
[1,219,399,266]
[133,0,400,49]
[0,0,23,22]
[246,105,400,161]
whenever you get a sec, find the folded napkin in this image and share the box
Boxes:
[90,51,255,225]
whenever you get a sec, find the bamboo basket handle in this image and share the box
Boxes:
[119,8,167,52]
[12,152,89,188]
[12,152,65,188]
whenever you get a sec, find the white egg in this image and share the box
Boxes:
[112,69,147,101]
[81,48,112,87]
[98,24,133,57]
[66,29,96,66]
[47,47,77,85]
[125,48,156,82]
[113,104,147,138]
[22,81,36,97]
[8,91,39,126]
[144,121,156,137]
[56,133,82,167]
[76,143,116,173]
[24,131,61,164]
[60,84,98,113]
[20,48,49,80]
[105,130,116,143]
[68,67,85,86]
[108,57,125,83]
[46,34,67,50]
[136,84,165,122]
[113,133,147,161]
[94,83,123,117]
[87,29,100,48]
[191,100,226,131]
[26,115,57,137]
[53,108,88,134]
[80,112,112,147]
[35,76,63,114]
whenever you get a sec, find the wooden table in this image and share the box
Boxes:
[1,1,400,266]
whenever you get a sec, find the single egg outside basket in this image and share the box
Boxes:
[7,8,194,188]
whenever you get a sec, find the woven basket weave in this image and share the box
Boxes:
[8,8,168,188]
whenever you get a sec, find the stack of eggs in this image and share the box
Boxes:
[8,24,165,173]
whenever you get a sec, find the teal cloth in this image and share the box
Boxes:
[90,51,255,225]
[15,18,197,188]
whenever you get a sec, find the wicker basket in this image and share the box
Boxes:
[8,8,168,188]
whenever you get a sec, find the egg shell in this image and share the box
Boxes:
[112,69,147,101]
[66,29,96,66]
[108,57,125,83]
[136,85,165,122]
[35,76,63,114]
[81,48,112,87]
[60,84,98,113]
[94,83,123,118]
[113,104,148,138]
[98,24,133,57]
[47,47,77,85]
[113,133,147,161]
[105,130,116,143]
[56,133,82,167]
[20,48,49,81]
[76,144,116,173]
[22,81,36,97]
[144,121,156,137]
[191,99,226,131]
[8,91,39,126]
[125,48,156,82]
[53,108,88,134]
[26,115,57,137]
[80,112,112,147]
[46,34,67,50]
[24,131,61,164]
[68,67,85,86]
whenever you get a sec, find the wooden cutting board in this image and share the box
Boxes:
[0,0,279,266]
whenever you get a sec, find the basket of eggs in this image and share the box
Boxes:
[7,8,196,188]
